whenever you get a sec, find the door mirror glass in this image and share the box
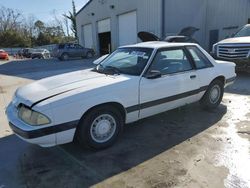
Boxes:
[145,70,162,79]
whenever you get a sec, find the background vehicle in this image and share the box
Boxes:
[138,26,200,44]
[0,49,9,60]
[53,43,95,61]
[22,48,35,58]
[31,49,50,59]
[211,24,250,72]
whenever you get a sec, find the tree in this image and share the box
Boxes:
[0,6,22,32]
[63,0,77,39]
[0,5,74,48]
[34,20,45,34]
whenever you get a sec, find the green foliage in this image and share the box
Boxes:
[63,0,77,39]
[0,30,31,48]
[0,6,75,48]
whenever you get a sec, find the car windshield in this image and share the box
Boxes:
[96,48,153,76]
[234,25,250,37]
[35,49,44,53]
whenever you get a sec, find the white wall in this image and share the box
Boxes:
[118,11,137,46]
[76,0,162,54]
[76,0,250,53]
[82,24,93,48]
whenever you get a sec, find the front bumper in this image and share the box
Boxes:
[6,102,79,147]
[6,103,57,147]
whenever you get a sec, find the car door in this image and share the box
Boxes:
[186,46,215,100]
[66,44,76,57]
[139,47,200,119]
[75,44,84,57]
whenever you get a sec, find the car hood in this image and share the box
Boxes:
[138,31,160,42]
[218,37,250,44]
[15,69,133,107]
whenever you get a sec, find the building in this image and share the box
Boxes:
[76,0,250,55]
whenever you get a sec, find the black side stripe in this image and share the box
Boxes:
[226,76,236,84]
[9,120,78,139]
[126,86,208,113]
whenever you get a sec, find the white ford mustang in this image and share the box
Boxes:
[6,42,236,149]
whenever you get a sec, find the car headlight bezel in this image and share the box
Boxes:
[18,105,51,126]
[212,44,218,54]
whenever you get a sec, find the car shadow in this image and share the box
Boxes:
[0,58,95,80]
[0,103,227,187]
[225,72,250,95]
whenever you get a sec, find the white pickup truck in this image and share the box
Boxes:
[6,42,236,149]
[211,24,250,71]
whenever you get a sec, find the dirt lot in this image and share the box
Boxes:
[0,58,249,188]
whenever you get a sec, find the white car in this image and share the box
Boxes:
[6,42,236,149]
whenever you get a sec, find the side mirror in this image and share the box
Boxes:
[145,70,162,79]
[93,54,109,65]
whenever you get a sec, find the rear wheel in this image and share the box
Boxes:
[200,79,224,110]
[86,51,93,59]
[77,105,124,149]
[61,53,69,61]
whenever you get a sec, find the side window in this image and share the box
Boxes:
[150,48,193,75]
[187,46,213,69]
[76,44,83,49]
[66,44,75,49]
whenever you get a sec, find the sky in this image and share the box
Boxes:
[0,0,89,22]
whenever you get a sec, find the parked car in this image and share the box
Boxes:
[31,49,50,59]
[211,24,250,72]
[53,43,95,61]
[6,42,236,149]
[22,48,35,58]
[0,49,9,60]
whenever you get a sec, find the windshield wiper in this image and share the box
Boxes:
[94,64,121,75]
[105,66,121,75]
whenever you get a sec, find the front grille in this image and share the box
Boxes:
[217,44,250,60]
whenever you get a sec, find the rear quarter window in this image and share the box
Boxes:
[187,46,213,69]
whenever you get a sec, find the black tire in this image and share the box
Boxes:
[86,51,93,59]
[200,79,224,110]
[77,105,124,150]
[61,53,69,61]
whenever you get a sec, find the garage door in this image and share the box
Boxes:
[82,24,93,48]
[118,11,137,46]
[98,18,111,33]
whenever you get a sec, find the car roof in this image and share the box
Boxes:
[121,41,198,49]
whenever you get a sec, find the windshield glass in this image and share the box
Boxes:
[234,25,250,37]
[35,49,44,53]
[96,48,153,76]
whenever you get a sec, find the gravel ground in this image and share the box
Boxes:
[0,58,249,188]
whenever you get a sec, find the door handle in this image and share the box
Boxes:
[190,75,197,79]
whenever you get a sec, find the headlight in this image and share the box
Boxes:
[212,44,218,54]
[18,105,51,126]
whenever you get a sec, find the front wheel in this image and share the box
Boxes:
[77,105,124,149]
[200,79,224,110]
[61,53,69,61]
